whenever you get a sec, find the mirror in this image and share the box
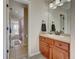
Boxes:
[48,2,71,35]
[60,14,64,33]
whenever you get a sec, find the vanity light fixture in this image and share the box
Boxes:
[49,0,57,9]
[49,2,54,8]
[57,0,64,6]
[49,0,62,9]
[67,0,71,2]
[55,0,60,4]
[49,0,71,9]
[52,6,57,9]
[58,3,63,6]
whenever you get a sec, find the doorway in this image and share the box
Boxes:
[8,0,28,59]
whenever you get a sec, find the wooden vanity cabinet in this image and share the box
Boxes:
[39,36,70,59]
[39,36,50,59]
[53,46,68,59]
[40,42,49,58]
[39,36,54,59]
[52,40,70,59]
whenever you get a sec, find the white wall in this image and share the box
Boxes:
[3,0,7,59]
[70,0,75,59]
[28,0,48,56]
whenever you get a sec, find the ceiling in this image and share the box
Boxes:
[14,0,29,4]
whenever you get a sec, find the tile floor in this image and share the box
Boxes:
[9,41,45,59]
[30,54,46,59]
[9,45,28,59]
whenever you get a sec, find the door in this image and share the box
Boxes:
[53,47,68,59]
[9,13,24,59]
[10,19,20,47]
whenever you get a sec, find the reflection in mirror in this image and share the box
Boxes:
[48,2,71,35]
[60,14,64,33]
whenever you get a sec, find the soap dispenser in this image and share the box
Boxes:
[51,21,56,32]
[41,20,46,32]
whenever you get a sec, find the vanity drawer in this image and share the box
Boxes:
[39,41,48,47]
[40,36,54,46]
[47,38,54,47]
[54,40,69,51]
[40,36,46,42]
[40,36,47,44]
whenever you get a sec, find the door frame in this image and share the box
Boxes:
[3,0,10,59]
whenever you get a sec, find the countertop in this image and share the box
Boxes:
[39,33,71,43]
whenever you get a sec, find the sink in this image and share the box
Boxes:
[59,35,65,38]
[46,32,70,39]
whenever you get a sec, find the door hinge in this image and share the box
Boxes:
[6,50,9,53]
[9,28,12,33]
[6,27,9,30]
[6,4,9,7]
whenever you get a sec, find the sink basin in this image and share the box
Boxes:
[46,33,70,38]
[59,35,65,38]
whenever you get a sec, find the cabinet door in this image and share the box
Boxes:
[53,47,69,59]
[40,42,49,59]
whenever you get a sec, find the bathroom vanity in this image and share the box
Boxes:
[39,33,70,59]
[39,1,71,59]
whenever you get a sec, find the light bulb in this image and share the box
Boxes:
[49,3,54,8]
[52,6,57,9]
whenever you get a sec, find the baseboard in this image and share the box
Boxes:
[29,51,40,57]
